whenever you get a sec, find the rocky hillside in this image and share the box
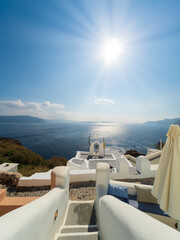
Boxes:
[144,118,180,125]
[0,137,67,176]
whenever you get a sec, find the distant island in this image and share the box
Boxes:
[144,118,180,126]
[0,116,45,123]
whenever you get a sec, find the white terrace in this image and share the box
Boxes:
[0,165,179,240]
[66,138,161,183]
[18,139,161,187]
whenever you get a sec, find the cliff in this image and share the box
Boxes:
[0,137,67,176]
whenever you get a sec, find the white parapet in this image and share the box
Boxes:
[136,156,151,176]
[111,155,158,180]
[18,170,52,187]
[95,162,110,223]
[70,169,96,182]
[67,157,89,170]
[0,166,70,240]
[99,195,180,240]
[51,166,69,191]
[89,159,117,169]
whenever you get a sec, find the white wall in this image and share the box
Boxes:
[68,151,117,171]
[99,195,180,240]
[69,155,158,180]
[95,163,110,223]
[111,155,157,180]
[70,169,96,183]
[67,158,83,170]
[0,167,70,240]
[89,159,117,169]
[18,154,159,187]
[67,158,88,170]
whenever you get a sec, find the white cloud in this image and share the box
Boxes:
[0,100,65,119]
[42,101,64,109]
[94,98,115,105]
[0,99,153,123]
[0,99,25,108]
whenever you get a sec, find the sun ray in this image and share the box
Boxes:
[100,38,123,64]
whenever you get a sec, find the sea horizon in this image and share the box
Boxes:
[0,122,169,160]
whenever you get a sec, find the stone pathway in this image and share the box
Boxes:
[0,181,96,200]
[70,187,95,201]
[0,184,50,197]
[0,178,154,200]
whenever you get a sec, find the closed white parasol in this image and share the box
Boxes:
[152,124,180,229]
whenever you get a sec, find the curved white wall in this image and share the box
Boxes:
[99,195,180,240]
[0,167,70,240]
[0,188,68,240]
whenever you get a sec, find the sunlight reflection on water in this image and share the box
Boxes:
[90,123,125,138]
[0,122,169,159]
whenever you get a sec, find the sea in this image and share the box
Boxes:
[0,122,169,160]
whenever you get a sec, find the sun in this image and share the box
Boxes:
[101,38,122,64]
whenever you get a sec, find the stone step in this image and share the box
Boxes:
[64,200,96,226]
[57,231,99,240]
[60,225,98,233]
[57,201,99,240]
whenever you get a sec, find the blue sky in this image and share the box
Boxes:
[0,0,180,122]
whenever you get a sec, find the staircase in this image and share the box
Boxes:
[56,200,99,240]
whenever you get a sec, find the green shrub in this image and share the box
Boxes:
[45,156,67,169]
[9,152,26,164]
[18,165,50,176]
[0,138,67,176]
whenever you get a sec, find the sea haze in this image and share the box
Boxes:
[0,122,169,160]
